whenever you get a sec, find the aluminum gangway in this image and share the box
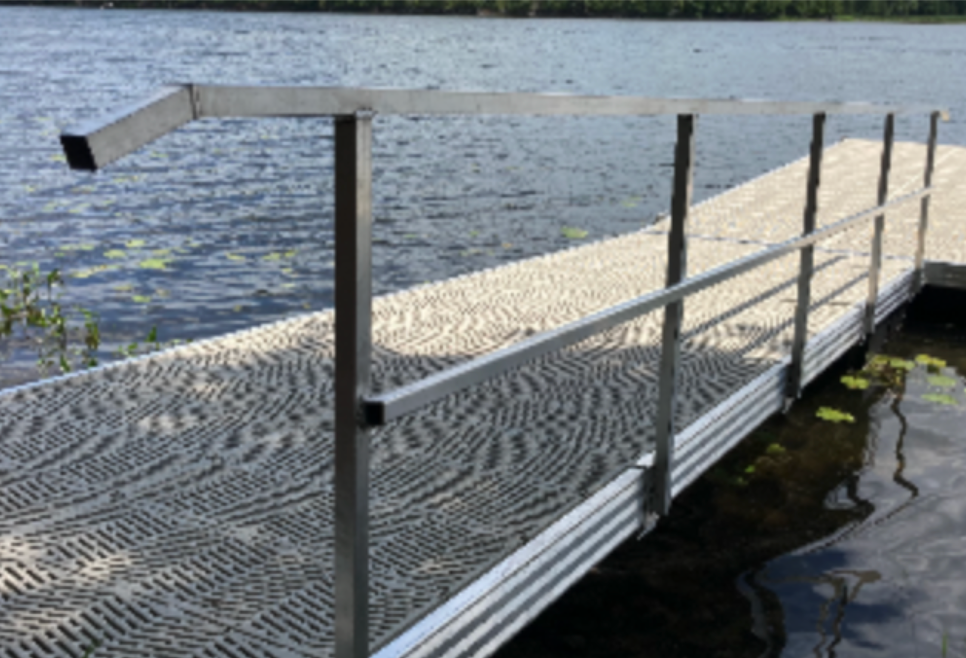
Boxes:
[0,87,954,658]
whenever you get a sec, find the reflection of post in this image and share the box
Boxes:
[334,111,374,658]
[865,113,894,340]
[787,113,826,402]
[913,112,940,292]
[653,114,695,516]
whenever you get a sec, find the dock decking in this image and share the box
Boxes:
[2,138,965,658]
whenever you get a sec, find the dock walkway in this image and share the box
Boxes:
[3,136,965,658]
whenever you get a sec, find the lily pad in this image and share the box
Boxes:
[125,239,146,249]
[61,243,97,252]
[816,407,855,423]
[226,253,246,261]
[151,248,172,257]
[283,250,298,258]
[916,354,947,368]
[765,443,786,456]
[927,375,957,388]
[104,249,127,259]
[138,258,169,270]
[561,226,588,240]
[841,375,870,390]
[72,264,119,279]
[113,284,134,292]
[262,252,283,261]
[923,393,958,406]
[132,295,152,304]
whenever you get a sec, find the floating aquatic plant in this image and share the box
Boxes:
[72,264,119,279]
[104,250,126,259]
[226,253,246,261]
[923,393,958,406]
[841,375,870,390]
[138,259,169,270]
[916,354,947,369]
[765,443,787,456]
[561,226,588,239]
[927,374,957,388]
[125,239,146,249]
[816,407,855,423]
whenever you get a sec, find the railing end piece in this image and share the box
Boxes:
[59,133,98,171]
[362,397,386,427]
[58,85,195,172]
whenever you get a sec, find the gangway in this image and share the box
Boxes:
[0,86,956,658]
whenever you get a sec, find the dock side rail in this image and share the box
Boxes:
[60,86,944,658]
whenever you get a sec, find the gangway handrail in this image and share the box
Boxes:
[58,85,945,658]
[60,84,947,171]
[364,185,932,426]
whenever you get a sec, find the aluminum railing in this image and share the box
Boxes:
[59,85,945,658]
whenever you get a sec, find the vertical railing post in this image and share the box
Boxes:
[913,111,940,292]
[786,113,826,402]
[334,110,374,658]
[653,114,695,516]
[864,113,894,340]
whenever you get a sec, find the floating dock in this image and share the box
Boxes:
[1,88,962,658]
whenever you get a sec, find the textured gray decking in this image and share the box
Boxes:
[2,139,965,658]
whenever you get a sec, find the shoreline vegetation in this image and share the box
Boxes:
[10,0,966,22]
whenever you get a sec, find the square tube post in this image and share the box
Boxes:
[653,114,695,516]
[864,113,894,339]
[786,113,826,401]
[334,111,374,658]
[913,111,940,292]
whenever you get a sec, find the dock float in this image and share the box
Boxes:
[0,88,961,658]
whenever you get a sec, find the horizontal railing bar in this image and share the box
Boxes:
[60,83,949,171]
[365,185,930,426]
[195,85,943,118]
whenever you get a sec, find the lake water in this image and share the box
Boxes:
[3,8,966,656]
[496,315,966,658]
[1,7,965,386]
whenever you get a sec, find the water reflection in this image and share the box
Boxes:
[497,327,966,658]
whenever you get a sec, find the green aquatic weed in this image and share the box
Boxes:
[927,375,957,389]
[923,393,958,406]
[841,375,870,390]
[561,226,588,239]
[125,239,146,248]
[104,250,126,259]
[916,354,947,369]
[138,259,169,270]
[765,443,786,456]
[816,407,855,423]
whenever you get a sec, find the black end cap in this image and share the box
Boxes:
[59,134,98,171]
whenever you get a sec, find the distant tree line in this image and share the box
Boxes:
[23,0,966,19]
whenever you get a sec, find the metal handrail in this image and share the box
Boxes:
[364,185,931,426]
[61,84,947,171]
[58,86,945,658]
